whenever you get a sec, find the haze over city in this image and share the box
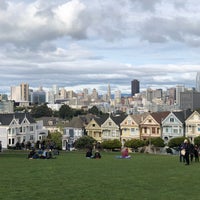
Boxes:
[0,0,200,94]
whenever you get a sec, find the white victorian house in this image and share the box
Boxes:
[162,111,191,143]
[62,116,86,150]
[0,113,48,149]
[185,110,200,143]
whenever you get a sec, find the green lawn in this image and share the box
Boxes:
[0,151,199,200]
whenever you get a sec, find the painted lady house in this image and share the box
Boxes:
[0,113,48,149]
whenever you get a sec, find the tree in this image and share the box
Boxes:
[194,136,200,146]
[150,137,165,147]
[47,131,62,150]
[74,136,96,149]
[31,104,53,118]
[124,139,146,151]
[101,139,121,150]
[59,104,74,120]
[88,106,102,116]
[168,136,186,149]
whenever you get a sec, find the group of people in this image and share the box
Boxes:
[86,149,101,159]
[28,148,58,159]
[180,139,199,165]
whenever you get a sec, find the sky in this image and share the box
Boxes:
[0,0,200,95]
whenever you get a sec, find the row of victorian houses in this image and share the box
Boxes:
[1,109,200,150]
[62,109,200,150]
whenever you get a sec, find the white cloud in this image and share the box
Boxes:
[0,0,200,94]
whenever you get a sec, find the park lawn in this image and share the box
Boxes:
[0,151,199,200]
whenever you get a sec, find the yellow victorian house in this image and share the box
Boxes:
[185,110,200,143]
[120,113,148,146]
[85,117,107,143]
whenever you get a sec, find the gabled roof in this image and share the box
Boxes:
[65,116,85,128]
[150,111,170,124]
[93,116,108,126]
[131,112,149,124]
[110,114,127,126]
[173,110,193,123]
[0,112,35,125]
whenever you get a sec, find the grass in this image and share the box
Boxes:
[0,150,199,200]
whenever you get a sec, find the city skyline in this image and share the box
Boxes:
[0,0,200,94]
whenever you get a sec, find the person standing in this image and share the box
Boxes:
[183,139,190,165]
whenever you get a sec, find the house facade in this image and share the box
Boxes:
[62,116,85,150]
[140,112,170,141]
[162,112,185,143]
[101,115,125,142]
[120,113,148,146]
[185,111,200,143]
[0,113,48,149]
[85,117,106,143]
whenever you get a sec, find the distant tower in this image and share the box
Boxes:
[107,83,111,101]
[20,83,29,101]
[196,72,200,92]
[176,85,185,107]
[131,79,140,96]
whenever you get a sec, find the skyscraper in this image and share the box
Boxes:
[20,83,29,101]
[131,79,140,96]
[196,72,200,92]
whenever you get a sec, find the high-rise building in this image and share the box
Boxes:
[107,83,111,101]
[196,72,200,92]
[10,83,29,102]
[180,91,200,111]
[20,83,29,101]
[176,85,185,107]
[131,79,140,96]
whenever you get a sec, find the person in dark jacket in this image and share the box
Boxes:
[183,139,190,165]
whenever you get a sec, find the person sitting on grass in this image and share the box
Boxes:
[86,148,93,158]
[28,148,39,159]
[93,150,101,159]
[116,147,131,159]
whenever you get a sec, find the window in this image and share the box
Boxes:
[30,126,33,131]
[30,135,34,140]
[109,122,112,126]
[170,118,174,122]
[152,127,155,134]
[92,124,95,127]
[148,119,152,123]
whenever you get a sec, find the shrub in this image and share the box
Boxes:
[74,136,96,149]
[101,139,121,150]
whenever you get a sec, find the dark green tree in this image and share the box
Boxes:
[150,137,165,147]
[88,106,102,116]
[74,136,96,149]
[31,104,53,118]
[59,104,74,119]
[194,136,200,146]
[101,139,121,150]
[124,139,146,151]
[168,136,187,148]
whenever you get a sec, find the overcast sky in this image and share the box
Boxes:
[0,0,200,95]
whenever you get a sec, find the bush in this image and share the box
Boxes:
[74,136,96,149]
[124,139,146,151]
[168,137,187,148]
[101,139,121,150]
